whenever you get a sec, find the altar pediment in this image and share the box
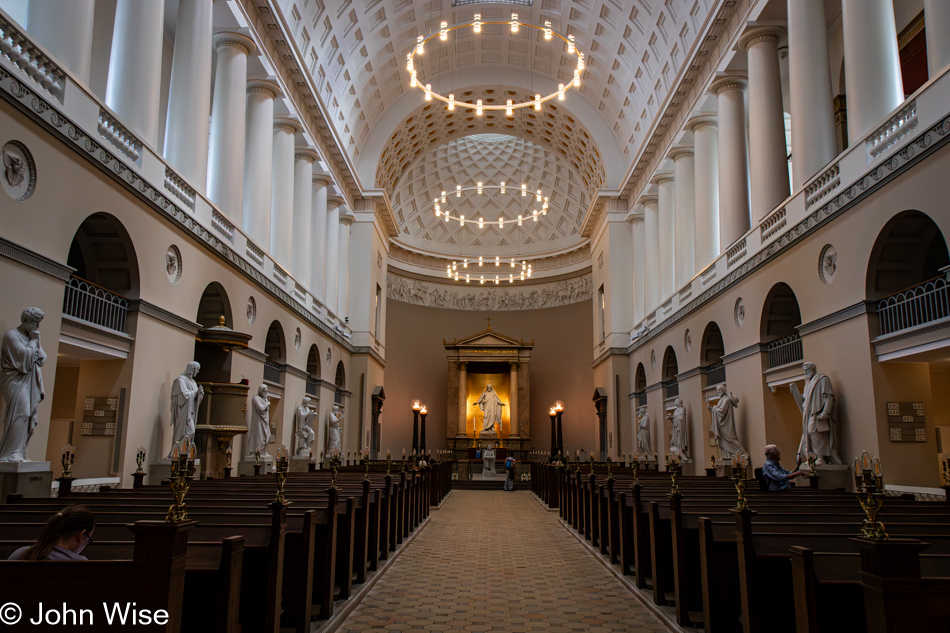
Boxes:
[443,327,534,350]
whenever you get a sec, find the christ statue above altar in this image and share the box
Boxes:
[473,384,505,433]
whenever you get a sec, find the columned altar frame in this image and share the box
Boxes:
[444,326,533,452]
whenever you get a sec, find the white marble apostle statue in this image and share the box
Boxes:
[0,308,47,462]
[247,384,271,456]
[167,362,204,458]
[327,405,343,455]
[483,444,497,476]
[636,406,653,454]
[790,362,842,465]
[708,385,745,459]
[666,398,689,458]
[473,384,504,432]
[293,396,316,456]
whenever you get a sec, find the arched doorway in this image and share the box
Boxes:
[700,322,726,386]
[306,344,321,397]
[334,360,346,407]
[51,213,140,476]
[761,282,803,369]
[662,346,678,398]
[264,320,286,384]
[868,210,949,336]
[634,362,647,407]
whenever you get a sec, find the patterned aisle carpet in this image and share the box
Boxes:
[334,490,672,632]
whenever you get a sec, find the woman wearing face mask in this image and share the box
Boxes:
[8,505,95,560]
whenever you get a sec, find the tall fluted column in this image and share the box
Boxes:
[670,149,696,286]
[925,0,950,75]
[105,0,165,147]
[311,176,330,300]
[654,175,676,301]
[207,33,255,219]
[163,0,213,188]
[627,209,645,324]
[270,118,300,264]
[337,210,354,319]
[787,1,837,188]
[242,80,280,248]
[711,77,751,251]
[640,196,659,313]
[688,116,720,268]
[324,197,342,315]
[842,0,904,142]
[26,0,95,84]
[292,149,319,287]
[509,363,519,437]
[740,28,789,221]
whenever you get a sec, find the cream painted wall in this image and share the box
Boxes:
[384,299,594,455]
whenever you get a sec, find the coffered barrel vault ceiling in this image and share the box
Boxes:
[281,0,718,189]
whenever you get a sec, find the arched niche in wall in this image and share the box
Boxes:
[761,282,803,370]
[868,210,949,338]
[662,346,679,400]
[635,362,647,407]
[700,321,726,387]
[334,360,346,408]
[306,344,321,398]
[196,282,232,329]
[264,320,286,385]
[193,282,239,383]
[67,212,140,300]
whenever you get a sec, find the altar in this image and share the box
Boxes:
[444,323,533,451]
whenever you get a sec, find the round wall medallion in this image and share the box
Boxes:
[294,327,301,350]
[684,329,692,352]
[734,298,746,327]
[165,245,182,285]
[650,349,656,368]
[819,244,837,285]
[246,296,257,326]
[2,140,36,202]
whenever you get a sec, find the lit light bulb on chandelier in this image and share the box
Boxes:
[410,70,417,88]
[477,182,483,195]
[506,99,513,116]
[416,35,424,55]
[478,217,484,229]
[568,34,575,54]
[476,100,483,116]
[448,94,455,110]
[558,84,565,101]
[440,21,447,41]
[544,21,552,40]
[510,13,519,33]
[534,94,541,110]
[424,84,432,101]
[473,14,481,34]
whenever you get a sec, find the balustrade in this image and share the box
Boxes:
[62,276,129,333]
[878,276,950,336]
[767,333,804,369]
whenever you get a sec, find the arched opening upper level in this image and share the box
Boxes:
[761,282,803,369]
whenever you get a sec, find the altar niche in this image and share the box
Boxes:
[444,325,533,452]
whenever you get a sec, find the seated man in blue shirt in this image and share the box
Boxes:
[762,444,804,491]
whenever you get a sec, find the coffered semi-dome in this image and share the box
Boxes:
[391,132,592,259]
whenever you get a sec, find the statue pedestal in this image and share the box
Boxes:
[715,459,734,478]
[478,430,497,441]
[149,459,202,484]
[0,461,52,499]
[289,456,312,473]
[238,455,272,476]
[807,464,851,491]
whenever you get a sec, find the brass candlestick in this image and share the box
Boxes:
[330,450,341,491]
[854,451,888,540]
[631,452,640,486]
[386,448,392,475]
[731,452,749,511]
[274,446,289,504]
[255,449,261,466]
[225,446,232,470]
[61,444,75,479]
[134,446,146,474]
[166,439,196,523]
[666,453,682,495]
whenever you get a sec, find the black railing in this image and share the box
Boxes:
[702,361,726,386]
[767,333,804,369]
[878,276,950,335]
[264,360,284,384]
[662,379,679,398]
[305,377,318,396]
[63,276,129,333]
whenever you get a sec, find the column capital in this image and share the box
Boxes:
[638,194,659,206]
[340,212,356,226]
[668,147,695,161]
[710,75,747,96]
[738,26,785,52]
[274,117,301,134]
[312,174,333,186]
[247,79,282,99]
[687,115,718,132]
[294,147,320,163]
[625,211,645,224]
[327,195,345,208]
[509,361,519,369]
[213,32,256,56]
[651,173,675,186]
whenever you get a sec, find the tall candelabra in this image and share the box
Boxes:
[61,444,75,479]
[731,452,749,511]
[854,451,888,540]
[666,453,682,495]
[631,452,640,486]
[134,446,146,474]
[330,450,342,491]
[274,446,289,504]
[166,438,196,523]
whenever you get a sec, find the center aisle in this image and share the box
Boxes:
[334,490,673,632]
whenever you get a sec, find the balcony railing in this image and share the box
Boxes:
[305,377,318,396]
[662,379,679,398]
[878,276,950,336]
[264,360,284,384]
[702,361,726,386]
[767,333,804,369]
[63,276,129,333]
[633,391,647,407]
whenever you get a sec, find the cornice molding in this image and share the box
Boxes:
[236,346,269,363]
[0,235,72,282]
[128,300,201,336]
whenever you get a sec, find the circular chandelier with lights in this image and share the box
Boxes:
[445,256,534,284]
[406,13,586,113]
[432,182,550,228]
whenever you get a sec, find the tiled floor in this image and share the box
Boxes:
[335,490,673,632]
